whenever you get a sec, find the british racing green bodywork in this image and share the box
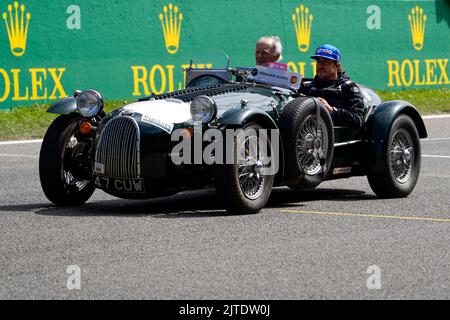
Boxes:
[47,70,427,199]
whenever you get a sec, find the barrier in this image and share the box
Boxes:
[0,0,449,109]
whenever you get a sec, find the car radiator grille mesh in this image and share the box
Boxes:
[95,116,140,178]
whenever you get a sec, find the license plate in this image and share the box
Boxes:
[94,176,145,193]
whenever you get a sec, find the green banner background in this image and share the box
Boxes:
[0,0,449,109]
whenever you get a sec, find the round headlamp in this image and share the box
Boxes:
[77,90,104,118]
[190,96,217,124]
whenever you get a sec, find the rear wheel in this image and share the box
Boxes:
[39,115,95,206]
[215,123,275,214]
[368,115,421,197]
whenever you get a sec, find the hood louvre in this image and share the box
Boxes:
[140,83,248,103]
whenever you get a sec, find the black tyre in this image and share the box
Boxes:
[279,97,334,189]
[368,115,421,198]
[39,115,95,206]
[215,123,275,214]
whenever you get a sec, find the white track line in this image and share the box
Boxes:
[0,139,42,145]
[423,115,450,120]
[421,137,450,142]
[0,154,38,158]
[423,154,450,159]
[0,115,446,145]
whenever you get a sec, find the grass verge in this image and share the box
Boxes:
[376,88,450,115]
[0,88,449,141]
[0,101,128,141]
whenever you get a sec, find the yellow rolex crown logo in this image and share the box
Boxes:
[2,1,31,57]
[292,5,313,53]
[408,6,426,51]
[159,3,183,55]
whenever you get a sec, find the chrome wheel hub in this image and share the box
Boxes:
[238,157,265,200]
[237,135,268,200]
[63,135,91,191]
[390,129,414,184]
[297,115,327,175]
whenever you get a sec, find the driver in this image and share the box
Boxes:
[255,36,283,66]
[300,44,365,128]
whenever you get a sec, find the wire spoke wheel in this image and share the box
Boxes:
[367,114,421,198]
[39,115,95,206]
[63,135,92,191]
[215,122,275,214]
[296,115,328,175]
[237,134,266,200]
[279,97,333,190]
[389,128,414,184]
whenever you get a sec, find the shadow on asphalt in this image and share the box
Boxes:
[0,187,379,218]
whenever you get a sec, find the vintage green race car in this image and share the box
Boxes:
[39,65,427,214]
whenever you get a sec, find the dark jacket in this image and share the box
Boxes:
[299,73,365,128]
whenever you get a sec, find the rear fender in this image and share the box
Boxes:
[367,100,427,172]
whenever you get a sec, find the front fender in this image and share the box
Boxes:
[367,100,427,172]
[217,107,285,182]
[218,107,278,129]
[47,97,78,115]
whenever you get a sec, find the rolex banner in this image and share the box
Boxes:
[0,0,449,110]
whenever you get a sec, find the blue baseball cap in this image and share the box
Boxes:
[311,44,341,62]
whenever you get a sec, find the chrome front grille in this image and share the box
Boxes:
[94,116,141,178]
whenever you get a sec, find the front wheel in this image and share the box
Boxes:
[39,115,95,206]
[215,123,275,214]
[367,115,421,198]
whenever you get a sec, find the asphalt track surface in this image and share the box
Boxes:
[0,117,449,299]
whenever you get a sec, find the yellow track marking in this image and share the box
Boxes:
[281,209,450,223]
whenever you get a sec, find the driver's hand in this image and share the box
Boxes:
[316,97,334,113]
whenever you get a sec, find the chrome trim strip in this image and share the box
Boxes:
[334,140,362,147]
